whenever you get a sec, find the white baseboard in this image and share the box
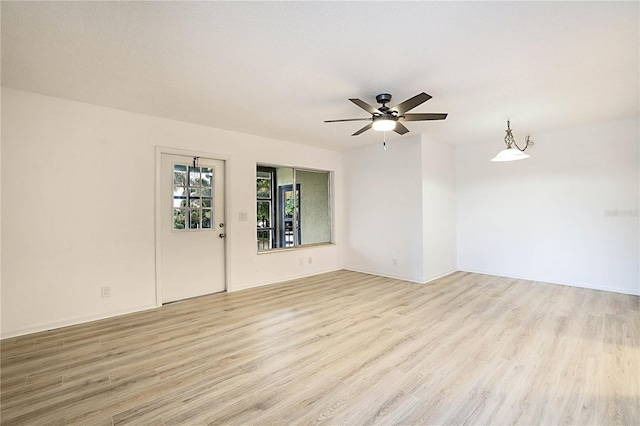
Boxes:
[1,304,157,339]
[342,267,457,285]
[422,269,459,284]
[342,267,423,284]
[229,267,342,293]
[457,268,640,296]
[6,268,632,339]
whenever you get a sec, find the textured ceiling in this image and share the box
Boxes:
[2,1,638,151]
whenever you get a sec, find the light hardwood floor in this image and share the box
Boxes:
[1,270,638,425]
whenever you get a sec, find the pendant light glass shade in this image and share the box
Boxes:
[372,117,396,131]
[491,120,533,161]
[491,147,530,162]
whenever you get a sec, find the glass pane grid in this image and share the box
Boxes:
[174,164,214,231]
[257,177,271,199]
[256,167,276,250]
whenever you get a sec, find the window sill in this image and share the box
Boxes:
[257,242,335,254]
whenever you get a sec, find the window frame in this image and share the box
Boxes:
[279,183,301,248]
[256,164,333,252]
[256,166,277,250]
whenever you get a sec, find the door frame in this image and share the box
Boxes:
[278,184,301,248]
[154,146,231,307]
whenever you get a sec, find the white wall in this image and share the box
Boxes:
[422,137,457,281]
[342,136,425,282]
[0,88,3,334]
[457,117,640,295]
[3,87,637,338]
[342,135,458,283]
[1,88,343,338]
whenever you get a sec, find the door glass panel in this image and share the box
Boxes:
[189,167,200,186]
[173,163,215,231]
[257,178,271,198]
[280,185,299,248]
[276,167,295,248]
[202,209,212,228]
[201,168,213,187]
[189,209,200,229]
[173,208,186,229]
[174,165,187,185]
[257,201,271,227]
[173,186,185,197]
[282,189,298,219]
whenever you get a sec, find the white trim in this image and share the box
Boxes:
[1,304,157,339]
[457,268,640,296]
[342,267,425,284]
[343,267,457,285]
[155,146,231,307]
[422,269,459,284]
[229,267,341,293]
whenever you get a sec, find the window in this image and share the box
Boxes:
[257,167,275,249]
[173,164,213,230]
[256,165,332,251]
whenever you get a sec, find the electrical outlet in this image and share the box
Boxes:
[392,258,398,267]
[101,286,111,298]
[308,257,313,264]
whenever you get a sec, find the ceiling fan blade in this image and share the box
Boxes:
[349,98,380,115]
[352,122,373,136]
[392,92,432,115]
[394,122,410,135]
[402,113,448,121]
[324,118,372,123]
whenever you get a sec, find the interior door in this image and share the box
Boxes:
[161,153,226,303]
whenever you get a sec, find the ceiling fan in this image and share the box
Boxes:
[325,92,447,136]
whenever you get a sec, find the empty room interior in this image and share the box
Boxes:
[1,2,638,425]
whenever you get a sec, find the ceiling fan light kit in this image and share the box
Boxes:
[372,117,396,131]
[491,120,533,162]
[325,92,448,137]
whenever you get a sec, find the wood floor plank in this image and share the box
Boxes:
[1,270,638,425]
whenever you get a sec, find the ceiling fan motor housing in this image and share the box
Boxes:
[376,93,393,106]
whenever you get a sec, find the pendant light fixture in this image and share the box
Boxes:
[491,120,533,162]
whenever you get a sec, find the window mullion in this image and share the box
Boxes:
[292,169,298,247]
